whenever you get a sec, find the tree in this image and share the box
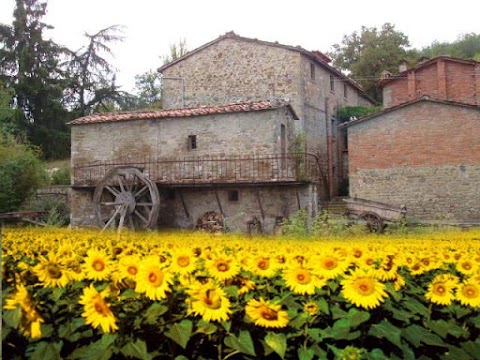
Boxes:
[130,39,189,110]
[0,0,71,159]
[0,133,46,212]
[64,25,126,116]
[420,33,480,60]
[329,23,411,101]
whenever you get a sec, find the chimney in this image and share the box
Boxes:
[398,59,408,72]
[381,70,392,80]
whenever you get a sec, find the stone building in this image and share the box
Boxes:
[69,100,322,233]
[159,31,375,197]
[343,56,480,222]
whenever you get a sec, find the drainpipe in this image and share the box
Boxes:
[162,77,186,108]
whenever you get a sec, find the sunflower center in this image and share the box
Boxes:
[127,266,138,275]
[356,279,375,295]
[92,259,105,272]
[260,306,278,321]
[434,284,446,295]
[47,265,62,279]
[366,259,374,266]
[216,261,229,272]
[203,290,222,309]
[177,256,190,267]
[257,259,269,270]
[462,262,472,270]
[148,269,164,286]
[323,258,337,270]
[94,300,110,316]
[353,250,362,258]
[296,270,311,284]
[464,286,478,298]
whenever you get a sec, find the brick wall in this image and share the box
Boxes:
[348,100,480,220]
[383,58,480,108]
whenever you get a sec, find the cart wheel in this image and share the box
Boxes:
[360,212,385,233]
[93,166,160,233]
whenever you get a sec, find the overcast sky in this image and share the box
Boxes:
[1,0,479,93]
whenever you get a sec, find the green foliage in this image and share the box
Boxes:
[27,195,70,226]
[132,69,163,109]
[337,105,382,123]
[49,163,71,185]
[420,33,480,60]
[329,23,410,101]
[0,134,46,212]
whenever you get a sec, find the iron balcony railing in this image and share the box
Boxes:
[72,153,322,187]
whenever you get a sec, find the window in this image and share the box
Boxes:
[344,83,348,99]
[310,63,315,81]
[188,135,197,150]
[228,190,239,201]
[330,75,335,92]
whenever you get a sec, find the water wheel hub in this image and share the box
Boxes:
[115,191,136,214]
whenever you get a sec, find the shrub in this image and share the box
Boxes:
[50,163,71,185]
[0,134,47,212]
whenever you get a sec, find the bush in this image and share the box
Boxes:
[50,163,71,185]
[0,134,47,212]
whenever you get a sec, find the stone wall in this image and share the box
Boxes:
[161,34,374,196]
[71,184,319,233]
[71,107,297,165]
[347,99,480,221]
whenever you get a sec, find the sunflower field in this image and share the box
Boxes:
[2,227,480,360]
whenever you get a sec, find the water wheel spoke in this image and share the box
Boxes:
[102,205,123,231]
[101,201,122,206]
[105,185,120,196]
[117,206,128,233]
[136,202,153,207]
[134,209,149,225]
[134,185,149,199]
[117,175,127,192]
[128,214,135,229]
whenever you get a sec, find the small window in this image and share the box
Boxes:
[310,63,315,81]
[228,190,239,201]
[344,83,348,99]
[188,135,197,150]
[330,75,335,92]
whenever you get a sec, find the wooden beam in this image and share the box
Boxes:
[255,188,265,220]
[179,191,191,221]
[296,189,302,210]
[214,188,224,216]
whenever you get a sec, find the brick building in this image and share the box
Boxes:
[380,56,480,108]
[159,31,375,197]
[69,100,322,232]
[343,56,480,222]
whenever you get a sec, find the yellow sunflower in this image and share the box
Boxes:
[425,273,459,306]
[245,297,289,328]
[187,281,232,322]
[341,269,388,310]
[117,255,141,281]
[314,253,350,280]
[135,256,173,300]
[33,253,70,288]
[456,260,478,276]
[246,256,279,278]
[79,284,118,333]
[4,284,44,338]
[83,248,114,281]
[169,250,197,275]
[206,256,240,282]
[303,301,319,316]
[456,279,480,308]
[228,276,256,295]
[282,267,326,295]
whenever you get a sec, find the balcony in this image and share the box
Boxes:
[72,153,322,188]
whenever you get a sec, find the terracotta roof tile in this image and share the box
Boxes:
[68,99,297,125]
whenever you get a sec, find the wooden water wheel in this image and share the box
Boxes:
[93,166,160,232]
[360,212,385,233]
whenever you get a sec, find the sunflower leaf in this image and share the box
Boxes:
[402,324,446,348]
[120,339,152,360]
[297,347,315,360]
[26,341,63,360]
[368,320,402,349]
[265,332,287,359]
[3,305,22,329]
[165,320,192,349]
[224,330,256,356]
[144,302,168,324]
[346,308,371,328]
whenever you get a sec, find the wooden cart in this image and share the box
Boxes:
[343,197,407,233]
